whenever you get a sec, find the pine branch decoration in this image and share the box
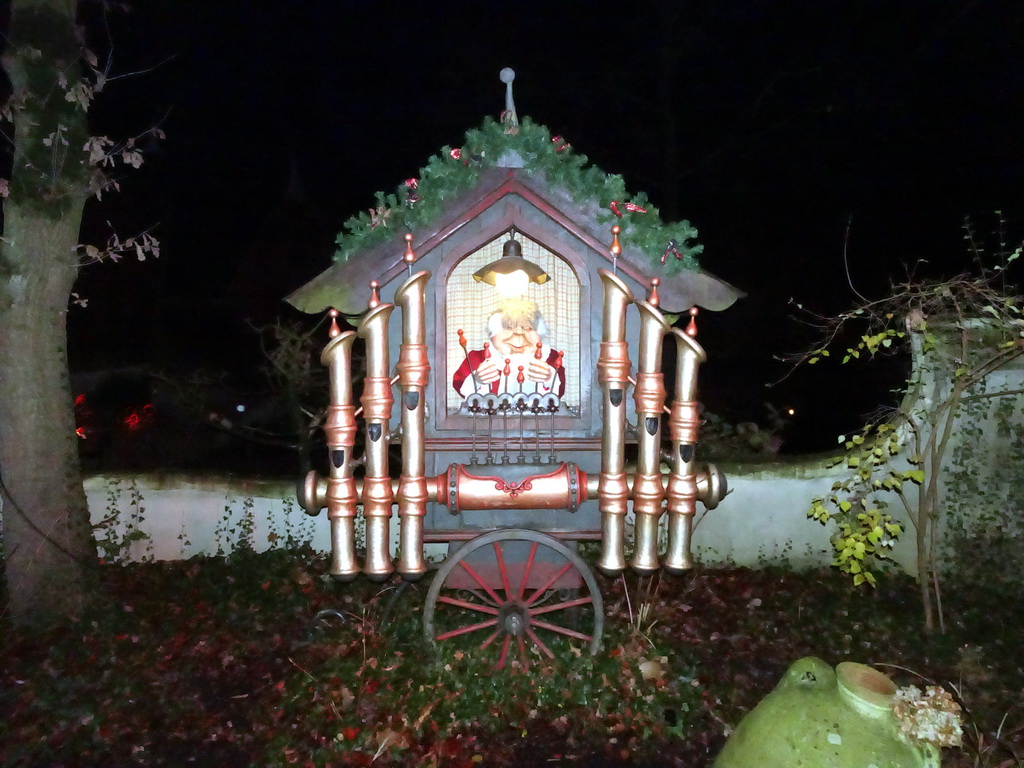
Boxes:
[334,116,702,275]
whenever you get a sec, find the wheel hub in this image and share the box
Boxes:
[498,603,528,637]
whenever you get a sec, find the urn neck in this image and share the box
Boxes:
[836,662,897,719]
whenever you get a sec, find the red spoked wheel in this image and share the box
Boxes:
[423,529,603,669]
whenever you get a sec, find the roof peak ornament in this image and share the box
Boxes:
[499,68,519,135]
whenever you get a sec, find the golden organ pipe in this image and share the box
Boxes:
[357,303,396,581]
[596,268,634,576]
[662,326,707,574]
[394,270,431,580]
[320,330,360,581]
[631,300,671,574]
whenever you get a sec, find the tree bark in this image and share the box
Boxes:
[0,210,96,628]
[1,0,97,629]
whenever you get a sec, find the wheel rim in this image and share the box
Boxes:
[423,529,603,669]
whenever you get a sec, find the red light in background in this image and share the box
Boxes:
[123,404,155,431]
[76,427,87,439]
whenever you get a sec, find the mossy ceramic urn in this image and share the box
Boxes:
[715,657,939,768]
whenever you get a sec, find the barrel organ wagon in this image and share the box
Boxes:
[287,72,742,668]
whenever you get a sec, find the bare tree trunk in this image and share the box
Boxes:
[916,504,934,633]
[1,0,98,629]
[0,210,96,628]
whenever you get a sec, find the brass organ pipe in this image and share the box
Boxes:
[675,326,705,403]
[393,270,431,580]
[596,268,634,576]
[320,330,360,581]
[357,303,397,582]
[303,475,439,512]
[630,300,671,574]
[663,326,708,573]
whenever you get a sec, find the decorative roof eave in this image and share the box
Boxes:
[286,167,744,317]
[512,170,745,313]
[285,168,514,316]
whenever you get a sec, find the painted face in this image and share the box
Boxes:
[491,325,541,356]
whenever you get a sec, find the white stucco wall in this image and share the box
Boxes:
[693,456,839,567]
[85,474,328,562]
[85,453,918,573]
[692,454,917,574]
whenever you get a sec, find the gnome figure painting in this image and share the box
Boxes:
[453,298,566,399]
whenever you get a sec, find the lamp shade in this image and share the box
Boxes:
[472,239,550,286]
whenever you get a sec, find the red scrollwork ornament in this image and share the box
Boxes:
[494,478,534,499]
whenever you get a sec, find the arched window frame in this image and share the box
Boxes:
[433,221,593,434]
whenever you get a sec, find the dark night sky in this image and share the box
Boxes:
[45,1,1024,450]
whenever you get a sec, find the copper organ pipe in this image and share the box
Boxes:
[662,326,707,574]
[301,476,444,518]
[393,270,431,580]
[298,469,327,515]
[630,300,671,574]
[595,268,634,576]
[357,303,397,582]
[320,330,360,581]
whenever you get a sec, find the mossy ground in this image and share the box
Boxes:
[1,549,1020,767]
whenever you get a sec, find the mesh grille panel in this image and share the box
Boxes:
[445,231,580,411]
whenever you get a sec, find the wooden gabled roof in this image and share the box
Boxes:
[287,122,743,318]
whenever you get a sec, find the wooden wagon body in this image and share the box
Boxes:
[288,87,742,662]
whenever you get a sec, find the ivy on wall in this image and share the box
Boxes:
[942,374,1024,593]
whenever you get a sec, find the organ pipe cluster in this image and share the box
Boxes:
[299,233,726,582]
[594,266,725,577]
[300,269,436,582]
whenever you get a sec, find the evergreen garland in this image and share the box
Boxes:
[334,116,702,275]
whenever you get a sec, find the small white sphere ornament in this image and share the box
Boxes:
[499,67,516,84]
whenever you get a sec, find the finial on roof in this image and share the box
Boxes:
[686,307,699,337]
[499,68,519,134]
[368,281,380,309]
[403,233,417,276]
[648,278,660,308]
[610,224,621,273]
[403,233,416,264]
[328,308,341,338]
